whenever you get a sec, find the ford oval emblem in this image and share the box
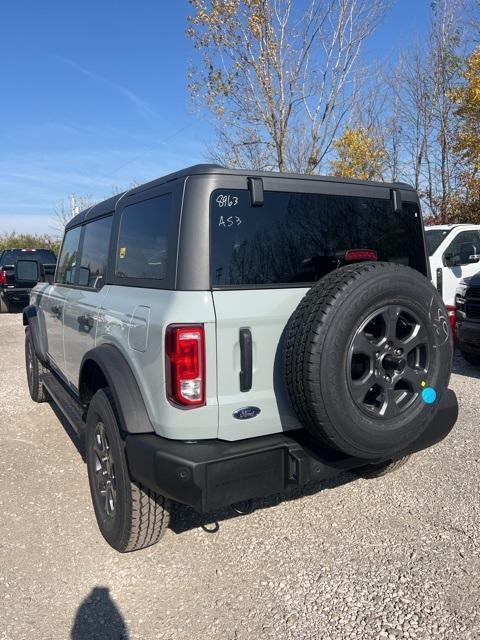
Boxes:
[233,406,261,420]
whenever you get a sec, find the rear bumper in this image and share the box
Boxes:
[1,287,31,300]
[125,389,458,513]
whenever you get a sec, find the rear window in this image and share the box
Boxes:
[210,189,427,287]
[0,249,56,266]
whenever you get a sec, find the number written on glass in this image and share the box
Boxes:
[216,194,239,208]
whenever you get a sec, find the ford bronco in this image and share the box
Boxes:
[23,165,458,552]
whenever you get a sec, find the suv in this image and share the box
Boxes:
[0,248,57,312]
[23,165,458,552]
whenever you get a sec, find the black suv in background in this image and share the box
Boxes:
[0,248,57,312]
[456,273,480,364]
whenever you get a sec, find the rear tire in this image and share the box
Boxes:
[85,389,170,552]
[353,455,411,479]
[25,327,49,402]
[459,350,480,366]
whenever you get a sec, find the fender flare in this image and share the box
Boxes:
[23,305,48,364]
[79,344,154,434]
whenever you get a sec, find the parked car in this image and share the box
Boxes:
[455,273,480,364]
[23,165,458,552]
[0,248,57,313]
[425,224,480,333]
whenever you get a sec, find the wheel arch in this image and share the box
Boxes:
[23,304,48,364]
[79,344,154,434]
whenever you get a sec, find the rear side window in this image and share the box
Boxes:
[78,216,113,288]
[116,193,172,280]
[56,226,82,285]
[210,189,426,286]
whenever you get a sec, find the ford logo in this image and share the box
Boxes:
[233,406,261,420]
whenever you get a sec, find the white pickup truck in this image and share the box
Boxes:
[425,224,480,329]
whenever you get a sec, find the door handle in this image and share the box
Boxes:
[239,328,252,392]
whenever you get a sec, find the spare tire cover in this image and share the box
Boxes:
[283,262,452,459]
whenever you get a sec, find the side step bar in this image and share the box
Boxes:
[41,372,85,437]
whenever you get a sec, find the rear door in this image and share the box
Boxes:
[43,226,82,375]
[211,184,427,441]
[63,215,113,389]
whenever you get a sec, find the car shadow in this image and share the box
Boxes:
[452,351,480,380]
[168,471,358,535]
[48,393,363,537]
[71,587,129,639]
[49,401,360,536]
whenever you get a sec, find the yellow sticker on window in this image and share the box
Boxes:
[119,247,127,259]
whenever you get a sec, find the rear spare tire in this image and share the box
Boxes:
[284,262,452,459]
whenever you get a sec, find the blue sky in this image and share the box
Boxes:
[0,0,430,234]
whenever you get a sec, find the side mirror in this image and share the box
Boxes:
[459,242,480,265]
[15,259,39,282]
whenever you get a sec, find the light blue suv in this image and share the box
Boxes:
[23,165,458,551]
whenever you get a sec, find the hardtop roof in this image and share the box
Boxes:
[65,163,416,230]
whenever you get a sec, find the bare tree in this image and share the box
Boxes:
[51,194,97,235]
[187,0,388,173]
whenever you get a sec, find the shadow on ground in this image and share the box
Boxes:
[71,587,129,639]
[452,351,480,380]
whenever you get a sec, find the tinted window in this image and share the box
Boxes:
[211,190,427,286]
[56,226,82,285]
[424,228,452,256]
[78,216,113,288]
[0,249,56,266]
[116,194,172,280]
[445,231,480,263]
[16,260,40,281]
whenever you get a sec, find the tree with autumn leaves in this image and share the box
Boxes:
[451,46,480,222]
[187,0,479,222]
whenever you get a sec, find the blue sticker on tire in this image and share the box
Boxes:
[421,387,437,404]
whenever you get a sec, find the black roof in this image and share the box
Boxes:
[65,163,415,230]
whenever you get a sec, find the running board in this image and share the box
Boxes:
[41,372,86,437]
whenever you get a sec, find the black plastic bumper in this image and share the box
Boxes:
[457,320,480,351]
[125,389,458,513]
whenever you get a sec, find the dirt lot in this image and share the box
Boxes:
[1,311,479,640]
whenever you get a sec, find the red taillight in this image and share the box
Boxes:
[0,270,7,285]
[166,325,205,407]
[344,249,378,262]
[446,305,456,342]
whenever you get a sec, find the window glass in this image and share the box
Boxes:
[78,216,113,288]
[116,194,172,280]
[424,228,452,256]
[16,260,39,282]
[445,231,480,264]
[55,226,82,285]
[210,190,427,286]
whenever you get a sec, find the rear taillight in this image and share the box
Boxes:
[166,325,205,407]
[344,249,378,262]
[446,305,456,342]
[0,270,7,285]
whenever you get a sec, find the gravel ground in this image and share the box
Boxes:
[1,311,479,640]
